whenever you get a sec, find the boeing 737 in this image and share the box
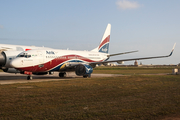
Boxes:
[10,24,175,80]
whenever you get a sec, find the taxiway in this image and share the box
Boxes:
[0,72,123,85]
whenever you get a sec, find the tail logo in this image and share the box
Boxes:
[102,48,108,52]
[98,35,110,53]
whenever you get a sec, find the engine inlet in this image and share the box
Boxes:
[0,52,6,66]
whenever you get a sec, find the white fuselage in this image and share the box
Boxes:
[11,49,108,72]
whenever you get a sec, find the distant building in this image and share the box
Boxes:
[134,60,138,66]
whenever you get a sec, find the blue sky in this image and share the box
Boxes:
[0,0,179,65]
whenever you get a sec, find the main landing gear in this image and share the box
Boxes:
[83,74,91,78]
[59,72,66,77]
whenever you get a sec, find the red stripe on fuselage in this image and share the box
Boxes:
[16,54,102,72]
[98,35,110,49]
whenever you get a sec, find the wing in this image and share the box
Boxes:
[107,50,138,57]
[90,43,176,66]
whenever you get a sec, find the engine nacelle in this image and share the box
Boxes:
[3,68,20,73]
[75,64,93,76]
[0,50,23,68]
[117,61,124,64]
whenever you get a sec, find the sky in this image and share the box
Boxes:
[0,0,179,65]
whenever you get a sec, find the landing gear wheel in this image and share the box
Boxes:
[83,75,88,78]
[59,72,66,77]
[83,74,91,78]
[27,76,32,80]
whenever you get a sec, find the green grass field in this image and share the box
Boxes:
[94,66,178,75]
[0,67,180,119]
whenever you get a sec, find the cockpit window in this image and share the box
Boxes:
[18,54,25,57]
[17,53,31,58]
[25,55,31,58]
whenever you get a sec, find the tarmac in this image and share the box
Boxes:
[0,72,124,85]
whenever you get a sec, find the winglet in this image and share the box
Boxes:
[169,43,176,56]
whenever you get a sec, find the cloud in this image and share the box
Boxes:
[116,0,142,10]
[0,25,4,29]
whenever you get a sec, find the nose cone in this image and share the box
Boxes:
[10,59,21,68]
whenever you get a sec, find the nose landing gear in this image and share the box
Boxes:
[27,75,33,80]
[23,71,33,80]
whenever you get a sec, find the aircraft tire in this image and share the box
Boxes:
[83,74,91,78]
[27,76,32,80]
[83,75,88,78]
[59,72,66,77]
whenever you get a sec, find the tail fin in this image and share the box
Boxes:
[91,24,111,53]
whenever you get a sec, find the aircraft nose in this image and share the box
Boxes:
[10,59,20,68]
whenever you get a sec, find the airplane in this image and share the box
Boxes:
[0,43,137,75]
[0,25,138,76]
[10,24,176,80]
[0,44,51,73]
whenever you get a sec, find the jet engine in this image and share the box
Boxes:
[75,64,93,76]
[0,50,23,68]
[3,68,20,73]
[117,61,124,64]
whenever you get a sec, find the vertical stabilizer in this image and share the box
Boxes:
[91,24,111,53]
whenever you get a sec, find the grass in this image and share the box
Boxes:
[93,66,178,75]
[1,73,180,119]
